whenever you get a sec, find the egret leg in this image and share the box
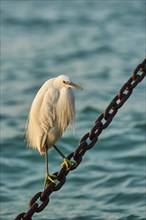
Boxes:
[53,145,77,171]
[44,146,56,189]
[53,145,66,159]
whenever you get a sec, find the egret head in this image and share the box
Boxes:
[54,75,83,90]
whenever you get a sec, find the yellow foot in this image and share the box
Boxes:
[44,174,56,189]
[61,158,77,171]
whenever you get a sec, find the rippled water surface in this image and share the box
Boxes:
[1,1,145,220]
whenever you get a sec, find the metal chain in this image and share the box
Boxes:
[15,58,146,220]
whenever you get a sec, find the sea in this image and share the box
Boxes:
[1,1,145,220]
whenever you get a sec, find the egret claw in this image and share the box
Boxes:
[44,174,56,189]
[61,158,77,171]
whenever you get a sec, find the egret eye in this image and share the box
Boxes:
[63,80,66,84]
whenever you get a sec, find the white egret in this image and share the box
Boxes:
[25,75,83,188]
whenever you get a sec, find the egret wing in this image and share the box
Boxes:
[26,87,58,154]
[56,88,75,134]
[38,88,59,153]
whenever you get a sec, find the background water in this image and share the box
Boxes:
[1,1,145,220]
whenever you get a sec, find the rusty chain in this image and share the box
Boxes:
[15,58,146,220]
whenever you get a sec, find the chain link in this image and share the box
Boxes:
[15,58,146,220]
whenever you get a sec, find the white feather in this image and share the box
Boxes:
[25,75,81,155]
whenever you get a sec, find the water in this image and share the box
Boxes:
[1,1,145,220]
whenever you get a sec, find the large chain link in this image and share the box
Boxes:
[15,58,146,220]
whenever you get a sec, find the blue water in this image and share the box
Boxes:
[1,1,145,220]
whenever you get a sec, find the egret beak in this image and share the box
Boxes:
[68,82,84,90]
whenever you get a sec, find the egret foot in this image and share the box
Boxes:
[44,174,56,189]
[61,158,77,171]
